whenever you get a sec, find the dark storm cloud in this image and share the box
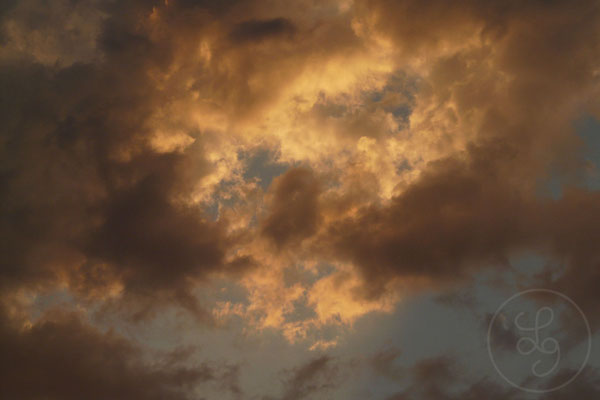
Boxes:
[323,145,600,323]
[536,188,600,331]
[87,154,223,290]
[230,18,296,43]
[0,0,252,313]
[0,59,229,302]
[324,145,535,296]
[0,307,215,400]
[261,167,321,249]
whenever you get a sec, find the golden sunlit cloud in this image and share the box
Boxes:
[2,0,600,398]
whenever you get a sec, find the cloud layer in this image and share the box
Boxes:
[1,0,600,398]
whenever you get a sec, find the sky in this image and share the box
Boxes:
[1,0,600,399]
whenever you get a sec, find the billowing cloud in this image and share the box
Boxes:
[261,167,321,248]
[2,0,600,398]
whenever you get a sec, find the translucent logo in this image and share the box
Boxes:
[487,289,592,393]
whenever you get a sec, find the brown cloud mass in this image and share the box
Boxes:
[0,305,216,400]
[1,0,600,398]
[261,167,321,248]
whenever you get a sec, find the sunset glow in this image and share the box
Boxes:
[1,0,600,399]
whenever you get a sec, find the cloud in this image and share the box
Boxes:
[302,0,600,314]
[322,147,534,296]
[277,355,339,400]
[384,355,600,400]
[230,17,296,43]
[0,0,253,316]
[1,0,600,396]
[0,0,105,65]
[261,167,322,248]
[0,306,216,400]
[370,347,403,381]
